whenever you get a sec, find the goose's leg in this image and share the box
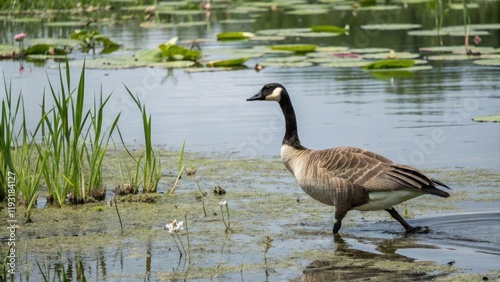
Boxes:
[384,208,426,233]
[333,220,342,234]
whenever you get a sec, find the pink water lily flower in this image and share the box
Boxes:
[14,33,26,42]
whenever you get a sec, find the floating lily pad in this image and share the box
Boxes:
[287,9,328,15]
[206,57,249,67]
[75,56,149,69]
[184,67,242,73]
[311,25,348,34]
[256,28,311,36]
[320,60,371,68]
[315,46,350,53]
[141,21,208,28]
[472,114,500,123]
[249,35,286,41]
[449,3,479,9]
[307,56,363,64]
[44,21,88,27]
[218,19,256,24]
[263,56,308,63]
[467,24,500,30]
[362,52,420,59]
[349,48,392,54]
[0,44,19,57]
[473,59,500,66]
[11,17,42,23]
[26,38,82,48]
[410,29,490,37]
[361,23,422,30]
[147,61,195,68]
[362,59,415,69]
[216,32,255,40]
[427,54,481,61]
[260,61,314,68]
[25,44,67,56]
[365,65,433,72]
[419,46,496,53]
[270,44,317,53]
[26,54,68,60]
[334,4,401,11]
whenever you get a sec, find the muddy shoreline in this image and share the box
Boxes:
[1,151,499,281]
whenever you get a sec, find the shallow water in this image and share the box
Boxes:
[1,1,500,281]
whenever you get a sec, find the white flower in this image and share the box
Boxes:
[165,219,184,234]
[219,200,227,207]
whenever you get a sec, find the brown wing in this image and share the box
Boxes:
[309,146,450,197]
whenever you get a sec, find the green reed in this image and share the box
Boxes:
[0,78,18,202]
[169,140,186,194]
[124,86,162,193]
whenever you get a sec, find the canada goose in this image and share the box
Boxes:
[247,83,451,234]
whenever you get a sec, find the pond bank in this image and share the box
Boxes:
[1,151,499,281]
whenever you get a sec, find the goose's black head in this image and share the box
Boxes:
[247,83,287,102]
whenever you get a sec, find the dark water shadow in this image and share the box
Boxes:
[300,211,500,281]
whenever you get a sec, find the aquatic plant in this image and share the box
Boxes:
[219,200,231,233]
[124,86,162,193]
[158,37,201,61]
[110,196,124,233]
[38,60,119,205]
[70,29,120,54]
[0,80,19,201]
[165,217,191,262]
[262,236,273,265]
[169,140,186,194]
[14,32,26,53]
[196,181,207,216]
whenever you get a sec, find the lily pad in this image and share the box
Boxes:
[216,32,255,40]
[472,114,500,123]
[334,4,401,11]
[427,54,481,61]
[206,57,249,67]
[449,3,479,9]
[270,44,317,53]
[26,38,82,48]
[147,61,195,68]
[260,61,314,68]
[311,25,348,34]
[473,59,500,66]
[365,65,433,72]
[320,60,371,68]
[74,56,149,69]
[25,44,67,56]
[362,59,415,69]
[256,28,311,36]
[44,21,88,27]
[0,44,19,57]
[362,52,420,59]
[361,23,422,30]
[349,48,392,54]
[419,46,496,53]
[158,42,201,61]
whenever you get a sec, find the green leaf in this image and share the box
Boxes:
[25,44,67,56]
[270,44,317,53]
[311,25,348,34]
[158,43,201,61]
[206,57,249,67]
[472,114,500,123]
[216,32,255,40]
[362,59,415,70]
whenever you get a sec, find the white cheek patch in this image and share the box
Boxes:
[265,87,282,102]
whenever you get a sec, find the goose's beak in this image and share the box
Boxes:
[247,90,264,101]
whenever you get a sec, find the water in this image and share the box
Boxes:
[1,1,500,280]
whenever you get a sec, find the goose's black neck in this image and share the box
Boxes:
[279,93,306,150]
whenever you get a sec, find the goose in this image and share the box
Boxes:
[246,83,451,234]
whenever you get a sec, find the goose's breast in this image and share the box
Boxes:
[281,145,336,206]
